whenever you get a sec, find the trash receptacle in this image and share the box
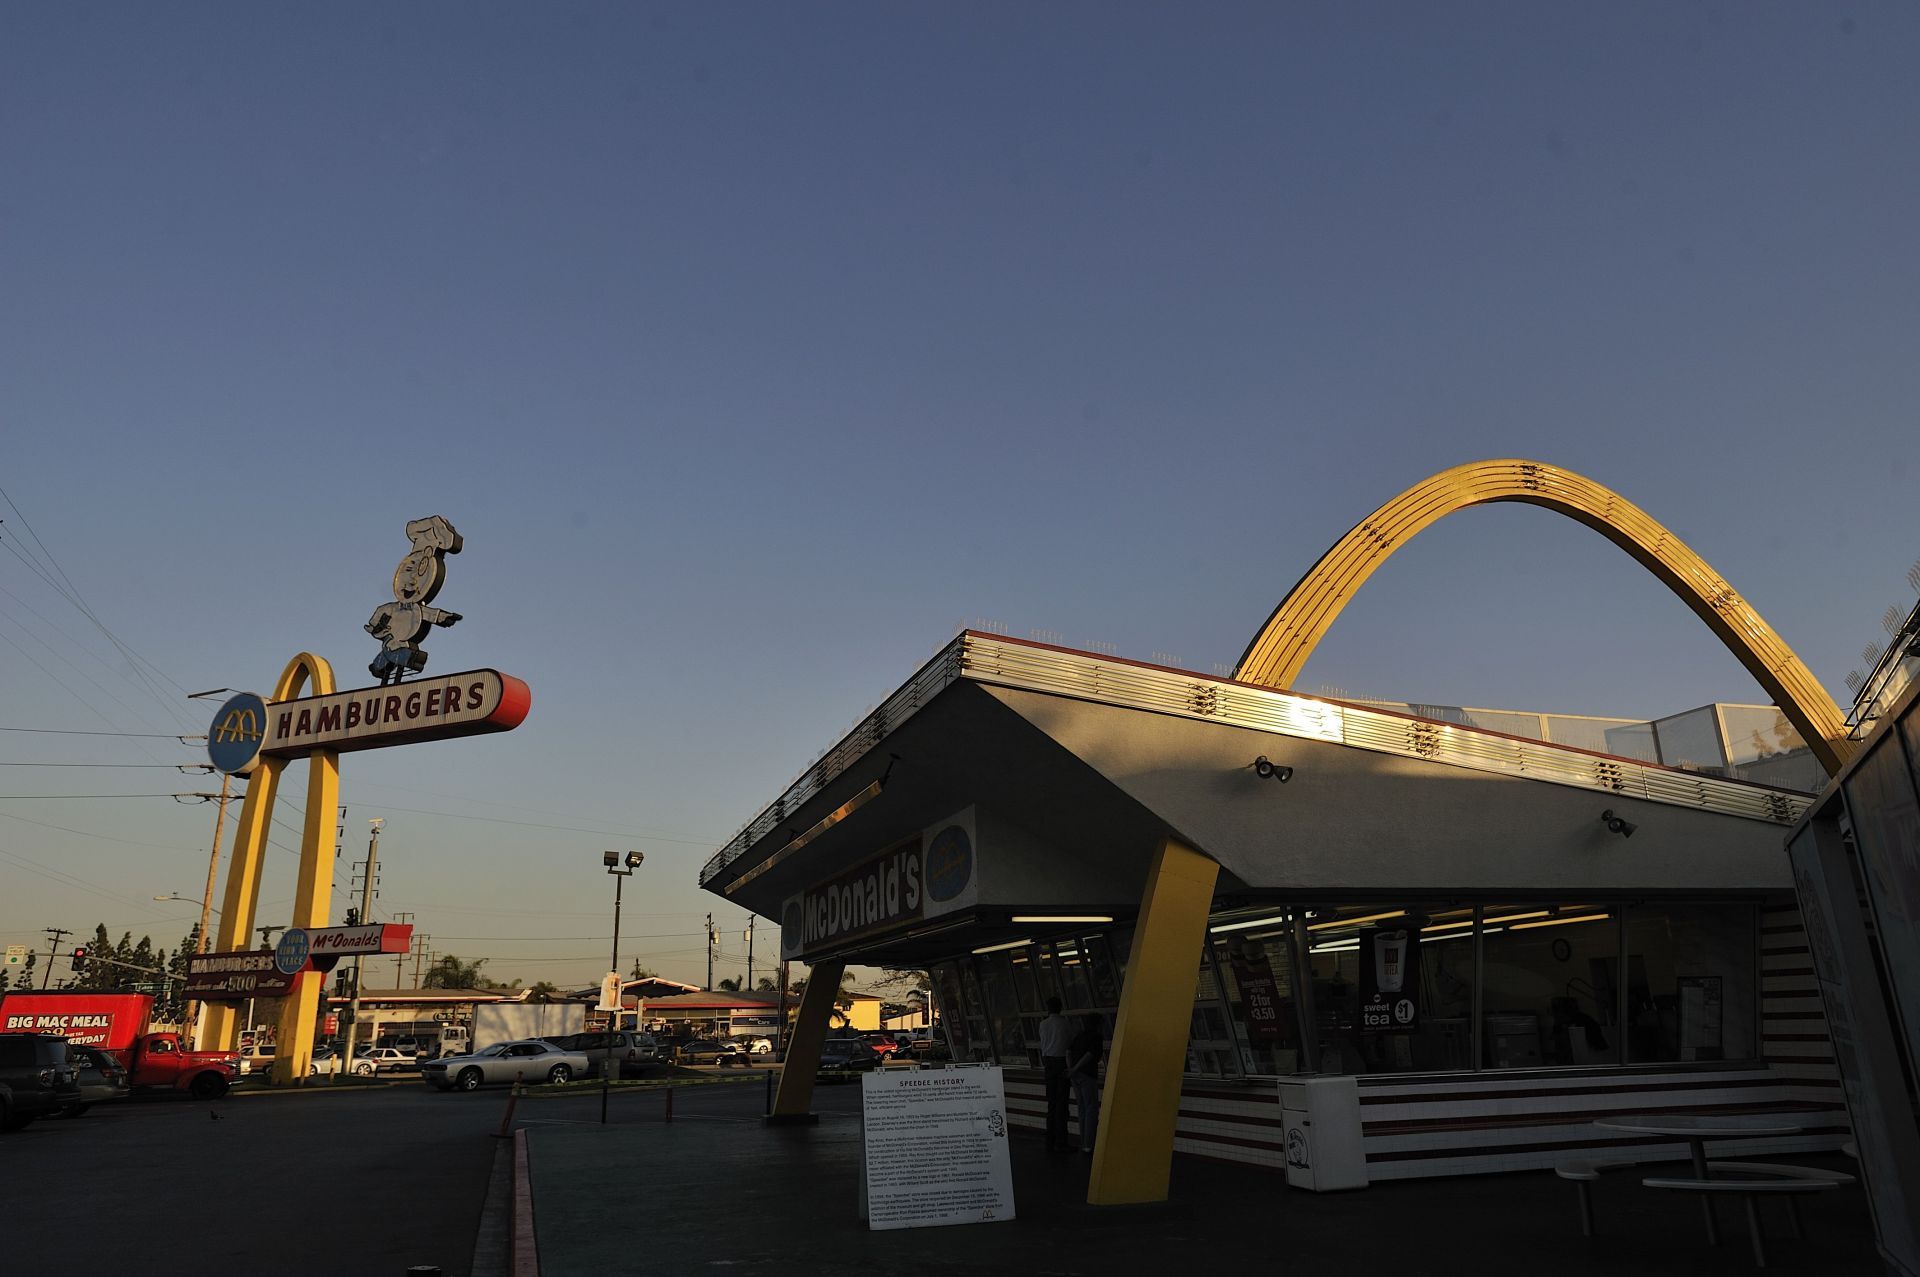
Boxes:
[1278,1075,1368,1191]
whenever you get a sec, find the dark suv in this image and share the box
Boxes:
[0,1034,81,1131]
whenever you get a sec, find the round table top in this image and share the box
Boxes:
[1595,1115,1804,1137]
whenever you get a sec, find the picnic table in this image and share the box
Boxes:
[1593,1114,1811,1263]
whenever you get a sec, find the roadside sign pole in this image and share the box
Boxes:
[336,820,382,1085]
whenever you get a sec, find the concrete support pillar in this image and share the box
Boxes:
[768,959,846,1123]
[1086,835,1218,1206]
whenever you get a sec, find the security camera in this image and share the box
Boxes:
[625,851,645,869]
[1253,756,1294,783]
[1600,810,1637,839]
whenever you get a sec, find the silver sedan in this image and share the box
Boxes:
[419,1039,589,1091]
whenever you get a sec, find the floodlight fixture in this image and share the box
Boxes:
[1252,756,1294,783]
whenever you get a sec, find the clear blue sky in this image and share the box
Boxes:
[4,4,1917,992]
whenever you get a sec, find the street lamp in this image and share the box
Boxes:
[600,850,645,1125]
[154,893,224,1047]
[153,894,221,914]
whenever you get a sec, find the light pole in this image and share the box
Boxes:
[600,850,644,1125]
[153,893,221,1044]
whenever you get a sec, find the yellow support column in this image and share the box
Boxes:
[1087,836,1219,1206]
[198,758,284,1053]
[768,959,846,1123]
[271,744,340,1086]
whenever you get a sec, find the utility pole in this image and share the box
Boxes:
[336,819,382,1084]
[186,772,233,1048]
[40,927,72,989]
[410,932,431,988]
[745,915,755,992]
[391,912,414,988]
[705,912,714,991]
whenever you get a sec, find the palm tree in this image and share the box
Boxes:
[718,975,743,992]
[526,981,559,1003]
[422,954,491,989]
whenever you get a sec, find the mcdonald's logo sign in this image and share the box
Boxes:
[206,692,269,775]
[214,707,262,744]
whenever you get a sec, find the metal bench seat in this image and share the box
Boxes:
[1642,1176,1836,1267]
[1553,1160,1634,1236]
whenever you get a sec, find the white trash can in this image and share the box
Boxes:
[1278,1075,1368,1191]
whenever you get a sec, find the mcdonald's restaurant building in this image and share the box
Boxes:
[700,631,1849,1202]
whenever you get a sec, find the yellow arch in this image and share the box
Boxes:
[199,652,341,1085]
[1234,459,1854,776]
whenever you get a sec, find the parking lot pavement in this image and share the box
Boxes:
[523,1080,1884,1277]
[3,1083,501,1275]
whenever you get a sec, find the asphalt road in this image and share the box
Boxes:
[2,1082,501,1276]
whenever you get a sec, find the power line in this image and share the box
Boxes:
[0,807,200,852]
[348,777,722,846]
[0,762,216,768]
[0,793,214,799]
[351,801,722,846]
[0,590,181,736]
[0,727,199,739]
[0,488,198,725]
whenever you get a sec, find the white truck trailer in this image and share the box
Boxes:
[468,1001,586,1051]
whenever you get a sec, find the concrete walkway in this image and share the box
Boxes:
[521,1081,1881,1276]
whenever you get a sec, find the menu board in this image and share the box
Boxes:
[860,1065,1015,1230]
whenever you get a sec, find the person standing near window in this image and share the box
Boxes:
[1068,1013,1105,1155]
[1038,997,1072,1152]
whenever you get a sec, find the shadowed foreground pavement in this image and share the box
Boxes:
[524,1080,1883,1277]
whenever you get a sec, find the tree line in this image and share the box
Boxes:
[0,922,202,1024]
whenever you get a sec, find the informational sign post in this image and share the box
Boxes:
[860,1065,1015,1230]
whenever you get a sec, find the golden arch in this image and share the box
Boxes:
[213,707,261,743]
[1234,459,1854,776]
[197,652,341,1082]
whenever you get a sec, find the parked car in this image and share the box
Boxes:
[0,1034,81,1130]
[361,1046,418,1074]
[862,1033,903,1057]
[309,1046,378,1076]
[672,1038,730,1065]
[729,1035,773,1055]
[552,1030,661,1078]
[420,1039,589,1091]
[60,1044,130,1117]
[816,1039,882,1079]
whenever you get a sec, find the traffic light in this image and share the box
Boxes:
[70,946,88,972]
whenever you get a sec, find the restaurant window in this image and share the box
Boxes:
[1049,939,1097,1009]
[1186,946,1239,1077]
[929,962,974,1061]
[973,952,1033,1066]
[1211,917,1302,1075]
[1306,903,1472,1074]
[956,958,995,1063]
[1481,905,1620,1069]
[1624,903,1758,1063]
[1081,934,1122,1010]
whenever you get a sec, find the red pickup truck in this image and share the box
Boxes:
[0,992,239,1099]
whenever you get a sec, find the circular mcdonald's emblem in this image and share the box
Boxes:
[207,692,269,775]
[926,824,973,903]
